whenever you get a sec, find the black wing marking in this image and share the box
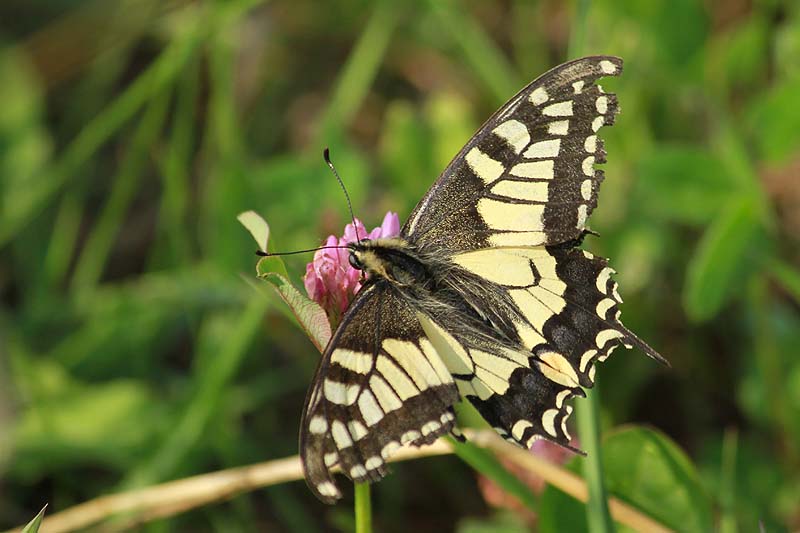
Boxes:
[403,56,623,252]
[300,281,459,503]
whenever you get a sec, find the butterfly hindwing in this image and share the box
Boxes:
[300,281,459,503]
[445,245,665,448]
[421,244,660,450]
[404,56,622,251]
[418,310,581,448]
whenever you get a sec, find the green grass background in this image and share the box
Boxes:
[1,0,799,530]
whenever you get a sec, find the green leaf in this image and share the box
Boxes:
[237,210,270,253]
[745,73,800,163]
[540,427,710,533]
[637,145,736,224]
[683,197,761,322]
[21,505,47,533]
[257,259,331,353]
[648,0,708,72]
[721,17,769,87]
[598,0,707,77]
[602,427,713,532]
[775,10,800,78]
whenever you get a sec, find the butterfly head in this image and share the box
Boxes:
[347,238,389,274]
[348,244,367,271]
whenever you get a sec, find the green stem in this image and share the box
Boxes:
[576,386,615,533]
[354,482,372,533]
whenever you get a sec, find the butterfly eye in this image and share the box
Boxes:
[349,252,364,270]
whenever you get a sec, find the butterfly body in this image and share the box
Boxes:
[348,237,431,287]
[300,56,667,503]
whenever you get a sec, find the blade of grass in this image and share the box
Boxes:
[766,258,800,303]
[569,0,590,59]
[41,9,140,290]
[317,0,399,142]
[154,52,200,266]
[71,83,172,290]
[683,196,760,322]
[748,275,797,463]
[42,192,84,289]
[207,13,244,162]
[425,0,521,104]
[19,505,47,533]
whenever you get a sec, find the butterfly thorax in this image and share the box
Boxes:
[350,237,523,346]
[349,237,434,287]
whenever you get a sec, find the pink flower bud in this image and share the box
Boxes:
[304,212,401,326]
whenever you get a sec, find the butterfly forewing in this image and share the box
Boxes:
[404,56,623,252]
[300,281,459,503]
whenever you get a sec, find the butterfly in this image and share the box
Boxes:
[299,56,667,503]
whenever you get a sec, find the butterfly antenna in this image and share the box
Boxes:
[256,245,349,257]
[324,148,361,241]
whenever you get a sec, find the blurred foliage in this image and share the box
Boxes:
[1,0,799,531]
[539,427,714,533]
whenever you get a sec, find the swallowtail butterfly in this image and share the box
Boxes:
[300,56,666,503]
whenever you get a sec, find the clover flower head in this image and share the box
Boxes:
[304,211,400,325]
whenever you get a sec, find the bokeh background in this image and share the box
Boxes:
[1,0,799,531]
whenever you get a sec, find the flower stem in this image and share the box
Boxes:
[354,482,372,533]
[576,386,615,533]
